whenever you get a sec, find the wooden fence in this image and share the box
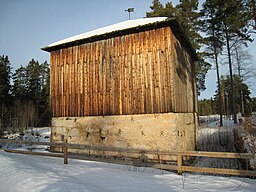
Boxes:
[0,138,255,177]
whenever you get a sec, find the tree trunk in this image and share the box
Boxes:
[235,46,244,116]
[224,23,237,124]
[212,24,223,126]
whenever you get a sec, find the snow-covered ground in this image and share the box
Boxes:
[0,127,51,151]
[0,150,256,192]
[1,120,256,191]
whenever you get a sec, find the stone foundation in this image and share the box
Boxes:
[51,113,197,156]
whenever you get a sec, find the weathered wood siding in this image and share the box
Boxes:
[50,26,196,117]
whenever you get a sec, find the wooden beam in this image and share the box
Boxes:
[3,149,63,158]
[63,138,68,164]
[177,153,183,175]
[182,166,256,177]
[181,151,254,159]
[0,139,63,147]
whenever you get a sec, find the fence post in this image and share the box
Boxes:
[177,152,182,175]
[63,138,68,164]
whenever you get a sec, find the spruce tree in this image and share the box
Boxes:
[0,55,12,101]
[0,55,12,133]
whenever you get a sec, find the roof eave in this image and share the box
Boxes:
[41,18,199,61]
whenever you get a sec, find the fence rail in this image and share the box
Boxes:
[0,138,255,177]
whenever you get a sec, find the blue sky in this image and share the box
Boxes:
[0,0,255,99]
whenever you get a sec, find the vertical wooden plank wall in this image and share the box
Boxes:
[50,26,195,117]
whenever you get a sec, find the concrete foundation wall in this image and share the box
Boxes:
[51,113,198,154]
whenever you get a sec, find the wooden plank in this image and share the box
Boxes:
[182,151,254,159]
[169,29,176,112]
[114,37,120,114]
[182,166,256,177]
[121,36,126,114]
[0,139,63,146]
[97,41,103,115]
[59,49,63,117]
[160,28,166,112]
[88,43,92,115]
[76,45,80,117]
[164,27,172,112]
[111,37,116,114]
[151,29,157,113]
[118,37,123,115]
[62,48,66,117]
[177,153,183,175]
[106,39,111,115]
[131,34,135,114]
[156,29,162,113]
[127,35,132,114]
[4,149,64,158]
[102,41,107,115]
[68,47,73,116]
[148,51,153,114]
[136,33,141,114]
[79,45,84,116]
[83,44,88,116]
[67,48,71,117]
[143,31,149,113]
[63,138,68,164]
[124,35,129,114]
[140,32,145,114]
[56,50,60,117]
[50,52,55,117]
[64,48,68,117]
[95,41,100,116]
[92,42,97,115]
[109,38,116,115]
[72,46,76,116]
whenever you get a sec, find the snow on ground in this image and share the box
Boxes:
[0,127,51,151]
[0,150,256,192]
[1,120,256,191]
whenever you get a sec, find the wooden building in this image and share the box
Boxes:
[42,17,198,154]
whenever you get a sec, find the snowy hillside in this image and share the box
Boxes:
[0,151,256,192]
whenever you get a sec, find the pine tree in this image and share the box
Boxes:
[176,0,202,49]
[12,66,28,98]
[0,55,12,101]
[201,0,225,126]
[0,55,12,133]
[12,59,51,129]
[244,0,256,30]
[36,61,50,126]
[219,0,252,123]
[200,0,253,123]
[146,0,165,17]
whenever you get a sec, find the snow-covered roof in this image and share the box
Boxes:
[42,17,169,51]
[42,17,198,60]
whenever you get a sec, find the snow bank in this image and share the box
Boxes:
[0,151,256,192]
